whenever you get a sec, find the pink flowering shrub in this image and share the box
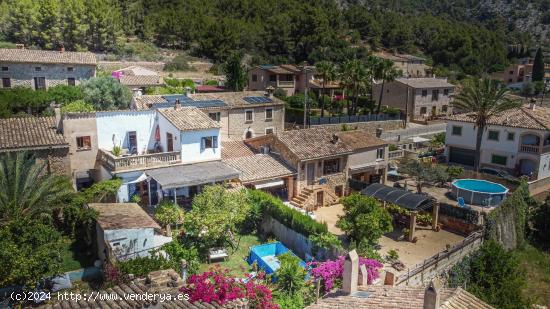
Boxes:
[307,256,383,291]
[180,266,278,309]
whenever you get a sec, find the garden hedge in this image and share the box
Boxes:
[247,190,328,237]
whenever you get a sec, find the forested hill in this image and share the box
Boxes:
[0,0,544,76]
[372,0,550,45]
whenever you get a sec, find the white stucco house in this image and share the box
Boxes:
[90,203,172,262]
[65,104,240,205]
[444,104,550,195]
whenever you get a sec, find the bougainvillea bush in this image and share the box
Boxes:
[307,256,383,292]
[180,266,278,309]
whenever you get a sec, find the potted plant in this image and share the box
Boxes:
[112,145,122,157]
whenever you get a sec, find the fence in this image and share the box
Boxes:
[388,149,405,159]
[395,230,484,286]
[309,114,399,126]
[380,123,446,142]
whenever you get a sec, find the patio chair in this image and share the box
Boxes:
[457,197,466,208]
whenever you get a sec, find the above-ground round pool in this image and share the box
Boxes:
[451,179,509,207]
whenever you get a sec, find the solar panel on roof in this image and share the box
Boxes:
[243,96,273,104]
[162,95,194,103]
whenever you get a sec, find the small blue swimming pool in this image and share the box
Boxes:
[452,179,509,206]
[248,242,306,275]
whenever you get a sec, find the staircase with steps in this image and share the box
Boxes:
[289,186,340,210]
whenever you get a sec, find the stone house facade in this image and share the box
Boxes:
[0,116,70,177]
[0,48,96,89]
[372,77,455,121]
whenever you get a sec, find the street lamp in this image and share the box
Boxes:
[302,65,314,128]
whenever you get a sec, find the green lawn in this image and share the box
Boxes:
[58,237,96,273]
[198,234,262,277]
[514,244,550,307]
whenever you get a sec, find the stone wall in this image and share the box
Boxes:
[0,62,96,89]
[227,105,285,141]
[395,231,484,287]
[35,147,71,177]
[261,215,342,261]
[312,119,404,135]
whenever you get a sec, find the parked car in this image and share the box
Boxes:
[480,167,517,182]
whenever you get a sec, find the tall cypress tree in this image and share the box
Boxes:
[532,47,545,82]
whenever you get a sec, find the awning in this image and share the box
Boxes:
[349,161,379,172]
[124,172,148,184]
[146,161,240,189]
[254,179,285,189]
[361,183,436,211]
[411,136,430,143]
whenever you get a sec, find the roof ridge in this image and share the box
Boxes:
[520,106,550,130]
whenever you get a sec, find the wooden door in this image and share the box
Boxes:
[166,133,174,152]
[307,163,315,185]
[316,191,324,207]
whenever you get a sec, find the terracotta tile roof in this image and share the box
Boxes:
[336,130,388,151]
[0,48,96,65]
[224,154,296,183]
[444,105,550,130]
[374,51,426,62]
[88,203,161,230]
[396,78,454,88]
[276,127,354,161]
[119,75,163,87]
[221,141,257,159]
[158,107,220,131]
[0,116,68,151]
[114,65,158,76]
[133,91,284,110]
[308,286,493,309]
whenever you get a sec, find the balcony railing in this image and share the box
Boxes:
[277,80,295,87]
[389,149,405,159]
[99,149,181,172]
[519,144,550,154]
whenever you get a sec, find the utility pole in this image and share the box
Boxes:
[404,87,409,128]
[303,67,310,128]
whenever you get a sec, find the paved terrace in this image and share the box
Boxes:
[314,203,465,277]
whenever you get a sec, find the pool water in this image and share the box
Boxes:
[453,179,508,193]
[248,242,306,275]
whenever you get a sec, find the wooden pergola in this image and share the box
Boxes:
[361,183,440,242]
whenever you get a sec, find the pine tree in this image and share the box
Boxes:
[34,0,62,49]
[61,0,88,51]
[5,0,39,47]
[532,47,545,82]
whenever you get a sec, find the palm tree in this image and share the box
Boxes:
[315,61,336,117]
[452,78,522,172]
[339,59,369,115]
[374,59,401,114]
[0,152,72,225]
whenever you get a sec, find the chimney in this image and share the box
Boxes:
[15,43,25,49]
[50,102,62,133]
[423,280,441,309]
[342,250,359,295]
[529,99,536,110]
[266,86,275,98]
[59,45,65,53]
[375,127,383,138]
[174,99,181,110]
[331,133,339,144]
